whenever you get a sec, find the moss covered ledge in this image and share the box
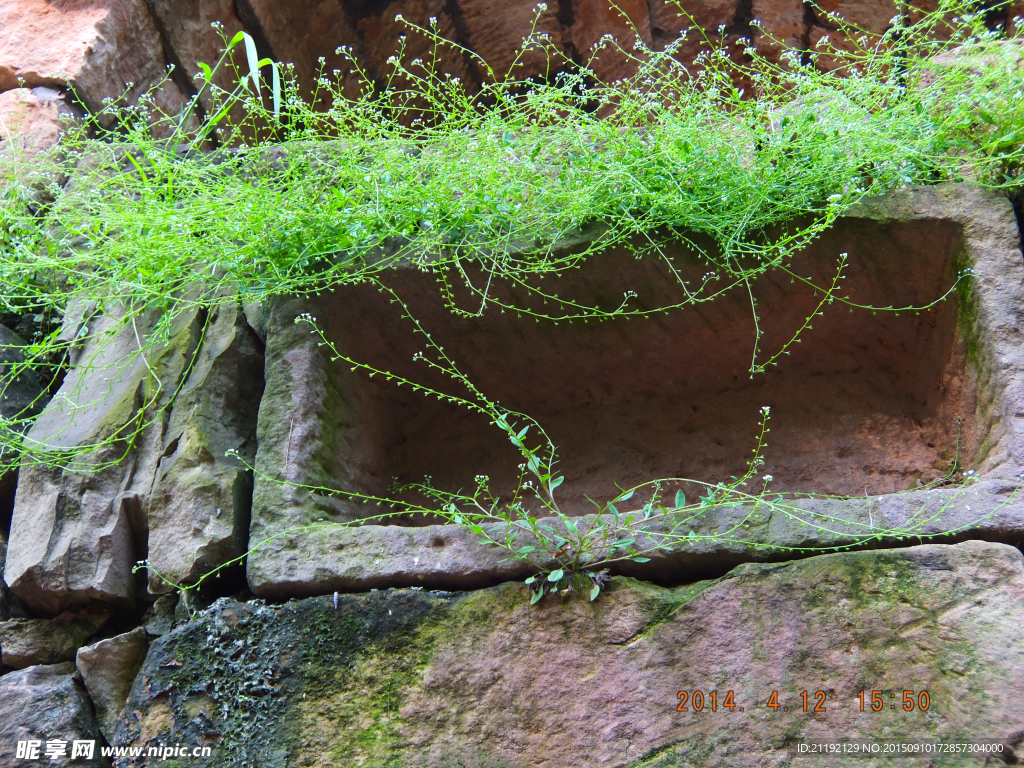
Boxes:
[114,540,1024,768]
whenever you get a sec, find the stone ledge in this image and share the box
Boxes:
[247,183,1024,598]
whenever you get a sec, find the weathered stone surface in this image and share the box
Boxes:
[141,593,179,638]
[0,609,107,669]
[248,183,1024,597]
[357,0,478,90]
[0,663,109,767]
[146,303,264,594]
[116,541,1024,766]
[242,0,360,100]
[0,87,69,154]
[459,0,567,79]
[246,292,389,596]
[564,0,654,81]
[76,628,149,742]
[3,307,206,614]
[142,0,246,115]
[0,0,186,117]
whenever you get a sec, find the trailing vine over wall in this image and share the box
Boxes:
[2,0,1024,599]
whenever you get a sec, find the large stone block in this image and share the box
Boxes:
[247,183,1024,598]
[76,628,149,743]
[0,0,186,117]
[113,541,1024,766]
[0,663,109,767]
[459,0,566,79]
[241,0,360,99]
[141,0,245,115]
[146,303,264,594]
[4,297,266,613]
[3,307,206,614]
[0,609,107,669]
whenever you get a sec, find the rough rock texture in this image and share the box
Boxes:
[76,628,149,742]
[141,0,247,121]
[112,541,1024,767]
[247,183,1024,597]
[146,303,264,594]
[141,593,179,638]
[0,86,70,154]
[0,609,106,670]
[3,297,266,614]
[3,0,982,126]
[3,307,206,614]
[0,0,186,117]
[0,663,109,767]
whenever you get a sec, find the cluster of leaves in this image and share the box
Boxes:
[4,0,1024,598]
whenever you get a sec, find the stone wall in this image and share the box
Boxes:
[6,0,1023,135]
[2,1,1024,765]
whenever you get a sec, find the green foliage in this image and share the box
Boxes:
[4,0,1024,600]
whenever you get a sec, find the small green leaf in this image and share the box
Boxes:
[549,476,564,490]
[242,32,261,95]
[616,489,634,502]
[524,576,536,585]
[675,490,686,508]
[517,425,530,439]
[548,569,564,582]
[589,583,601,601]
[632,557,651,563]
[518,545,537,554]
[611,538,635,549]
[530,587,545,604]
[270,61,281,119]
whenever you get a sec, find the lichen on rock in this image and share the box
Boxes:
[111,541,1024,767]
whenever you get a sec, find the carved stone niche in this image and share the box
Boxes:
[247,184,1024,598]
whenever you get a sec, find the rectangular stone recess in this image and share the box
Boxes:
[297,216,973,522]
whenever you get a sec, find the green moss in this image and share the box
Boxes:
[954,248,984,372]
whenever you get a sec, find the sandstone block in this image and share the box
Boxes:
[146,303,264,594]
[0,0,186,117]
[0,87,69,154]
[117,541,1024,766]
[142,0,245,115]
[4,308,206,614]
[0,609,107,669]
[0,663,109,767]
[247,183,1024,598]
[76,628,149,743]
